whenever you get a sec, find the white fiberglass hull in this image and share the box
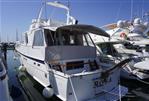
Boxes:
[17,52,127,101]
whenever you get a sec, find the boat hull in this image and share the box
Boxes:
[17,52,128,101]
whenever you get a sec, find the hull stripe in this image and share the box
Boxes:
[16,50,45,64]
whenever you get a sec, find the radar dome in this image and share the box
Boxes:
[117,20,124,28]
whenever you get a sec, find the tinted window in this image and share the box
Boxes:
[98,43,118,56]
[44,29,55,46]
[59,31,83,46]
[33,30,44,46]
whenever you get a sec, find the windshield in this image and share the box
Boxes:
[97,43,118,56]
[123,42,140,50]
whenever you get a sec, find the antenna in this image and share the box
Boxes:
[16,29,19,42]
[20,33,22,42]
[141,0,144,19]
[130,0,133,20]
[44,0,47,20]
[67,0,70,14]
[6,33,9,42]
[37,2,44,22]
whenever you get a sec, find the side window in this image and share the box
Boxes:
[33,30,44,46]
[44,29,55,46]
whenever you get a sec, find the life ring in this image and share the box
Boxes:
[120,32,127,38]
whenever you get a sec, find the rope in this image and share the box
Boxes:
[137,78,149,85]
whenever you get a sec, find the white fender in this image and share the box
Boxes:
[42,87,54,98]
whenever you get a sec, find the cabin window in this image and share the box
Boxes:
[58,30,84,46]
[62,33,83,45]
[44,29,55,46]
[123,42,140,50]
[33,30,44,46]
[97,43,118,56]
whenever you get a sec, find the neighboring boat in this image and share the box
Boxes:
[95,40,149,80]
[102,18,149,42]
[0,50,13,101]
[90,17,149,80]
[15,1,129,101]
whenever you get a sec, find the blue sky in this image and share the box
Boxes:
[0,0,149,42]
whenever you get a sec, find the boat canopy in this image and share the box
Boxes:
[56,24,110,37]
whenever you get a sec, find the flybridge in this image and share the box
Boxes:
[30,1,77,30]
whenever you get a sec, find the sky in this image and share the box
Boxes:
[0,0,149,42]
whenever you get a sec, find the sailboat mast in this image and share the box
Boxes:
[16,29,19,42]
[0,32,1,42]
[130,0,133,20]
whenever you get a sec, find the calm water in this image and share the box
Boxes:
[6,50,149,101]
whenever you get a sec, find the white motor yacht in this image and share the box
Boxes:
[15,1,128,101]
[95,40,149,80]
